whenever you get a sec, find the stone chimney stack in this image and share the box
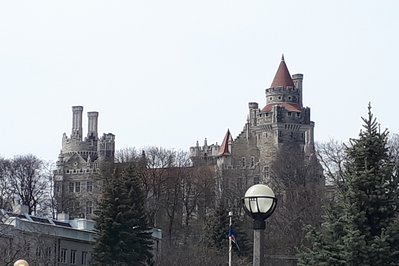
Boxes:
[71,106,83,140]
[87,111,99,139]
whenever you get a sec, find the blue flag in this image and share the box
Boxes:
[228,227,240,251]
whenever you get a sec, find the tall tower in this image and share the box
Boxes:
[190,55,319,189]
[54,106,115,219]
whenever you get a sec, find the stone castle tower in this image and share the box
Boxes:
[54,106,115,219]
[190,56,319,195]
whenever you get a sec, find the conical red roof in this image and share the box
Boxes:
[270,55,294,88]
[218,129,232,156]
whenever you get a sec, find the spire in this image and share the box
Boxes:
[270,54,294,88]
[218,129,233,156]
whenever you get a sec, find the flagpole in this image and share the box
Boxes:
[228,211,233,266]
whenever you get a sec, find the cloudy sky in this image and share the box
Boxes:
[0,0,398,161]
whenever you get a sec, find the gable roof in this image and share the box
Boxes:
[218,129,232,156]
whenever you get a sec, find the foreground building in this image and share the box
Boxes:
[0,208,162,266]
[54,106,115,219]
[0,208,96,266]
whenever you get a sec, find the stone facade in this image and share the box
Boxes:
[190,56,319,196]
[54,106,115,220]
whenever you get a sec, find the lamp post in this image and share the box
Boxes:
[242,184,277,266]
[14,259,29,266]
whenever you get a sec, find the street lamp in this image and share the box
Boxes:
[242,184,277,266]
[14,260,29,266]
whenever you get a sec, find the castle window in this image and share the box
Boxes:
[265,113,269,117]
[288,112,292,116]
[250,156,255,168]
[296,113,300,117]
[69,182,74,193]
[66,170,69,174]
[263,166,270,181]
[278,96,282,100]
[290,132,294,138]
[242,157,246,168]
[73,201,80,212]
[269,97,272,101]
[75,182,81,193]
[87,181,93,192]
[86,201,93,215]
[55,185,61,193]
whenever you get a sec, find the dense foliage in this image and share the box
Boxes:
[299,106,399,266]
[93,162,153,266]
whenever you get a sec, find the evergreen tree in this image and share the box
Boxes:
[299,105,399,266]
[93,163,153,266]
[204,200,251,257]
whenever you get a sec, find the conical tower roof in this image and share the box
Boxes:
[270,55,294,88]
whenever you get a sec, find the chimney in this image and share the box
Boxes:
[71,106,83,140]
[57,212,70,222]
[87,112,99,139]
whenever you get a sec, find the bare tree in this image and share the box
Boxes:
[6,155,49,215]
[316,139,346,187]
[267,143,324,255]
[0,158,13,211]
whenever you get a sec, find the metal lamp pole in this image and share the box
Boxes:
[242,184,277,266]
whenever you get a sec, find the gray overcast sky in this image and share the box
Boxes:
[0,0,398,161]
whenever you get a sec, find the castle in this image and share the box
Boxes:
[53,56,319,219]
[53,106,115,219]
[190,55,318,194]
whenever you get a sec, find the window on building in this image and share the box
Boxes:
[250,157,255,168]
[82,251,88,265]
[74,201,80,212]
[69,182,74,193]
[87,181,93,192]
[60,248,67,263]
[75,182,80,193]
[288,112,292,116]
[263,166,270,182]
[36,247,42,258]
[55,185,61,193]
[45,247,52,258]
[70,250,76,264]
[242,157,246,168]
[86,201,93,215]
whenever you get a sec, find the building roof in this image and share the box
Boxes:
[270,55,294,88]
[218,129,232,156]
[261,102,301,113]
